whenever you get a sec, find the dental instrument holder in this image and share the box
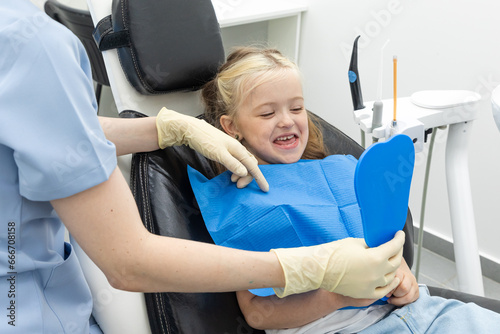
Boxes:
[371,101,384,136]
[354,90,485,296]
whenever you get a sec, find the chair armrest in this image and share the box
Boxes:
[428,286,500,314]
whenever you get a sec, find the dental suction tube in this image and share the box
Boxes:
[372,40,390,133]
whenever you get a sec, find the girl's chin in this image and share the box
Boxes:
[266,154,302,165]
[255,147,306,165]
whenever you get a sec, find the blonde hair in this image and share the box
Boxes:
[202,46,327,171]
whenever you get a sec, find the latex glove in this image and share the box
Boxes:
[271,230,405,299]
[156,108,269,192]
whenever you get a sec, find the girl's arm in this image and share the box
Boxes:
[237,257,416,330]
[236,289,375,330]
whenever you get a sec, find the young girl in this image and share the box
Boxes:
[199,46,500,333]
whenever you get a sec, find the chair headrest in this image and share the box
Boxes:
[93,0,225,95]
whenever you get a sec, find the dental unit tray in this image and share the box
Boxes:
[354,90,481,153]
[347,36,485,296]
[355,134,415,248]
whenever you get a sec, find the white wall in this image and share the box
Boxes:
[298,0,500,264]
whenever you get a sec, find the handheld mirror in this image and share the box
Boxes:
[354,134,415,248]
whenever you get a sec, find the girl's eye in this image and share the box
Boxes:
[291,106,304,113]
[260,111,274,117]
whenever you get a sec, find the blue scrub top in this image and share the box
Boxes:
[0,1,117,333]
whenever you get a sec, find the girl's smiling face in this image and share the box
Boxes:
[221,69,309,165]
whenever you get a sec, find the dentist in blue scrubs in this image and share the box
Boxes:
[0,1,406,333]
[0,1,271,333]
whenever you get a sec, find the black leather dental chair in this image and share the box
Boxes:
[124,110,416,334]
[126,109,500,333]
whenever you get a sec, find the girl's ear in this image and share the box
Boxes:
[220,115,240,139]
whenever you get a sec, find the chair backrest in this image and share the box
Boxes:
[127,110,415,334]
[44,0,109,87]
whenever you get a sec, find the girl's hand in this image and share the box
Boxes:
[386,258,419,306]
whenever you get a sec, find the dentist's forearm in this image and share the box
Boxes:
[99,116,160,156]
[125,235,286,293]
[52,167,285,293]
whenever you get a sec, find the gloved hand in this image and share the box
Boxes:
[156,107,269,192]
[271,230,405,299]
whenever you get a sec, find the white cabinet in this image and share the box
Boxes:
[213,0,308,62]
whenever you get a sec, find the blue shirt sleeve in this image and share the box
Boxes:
[0,11,117,201]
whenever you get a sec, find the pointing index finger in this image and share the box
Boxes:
[239,155,269,192]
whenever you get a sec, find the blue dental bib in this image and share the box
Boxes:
[188,134,414,297]
[188,154,363,296]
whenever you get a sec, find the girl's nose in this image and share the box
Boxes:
[277,111,294,128]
